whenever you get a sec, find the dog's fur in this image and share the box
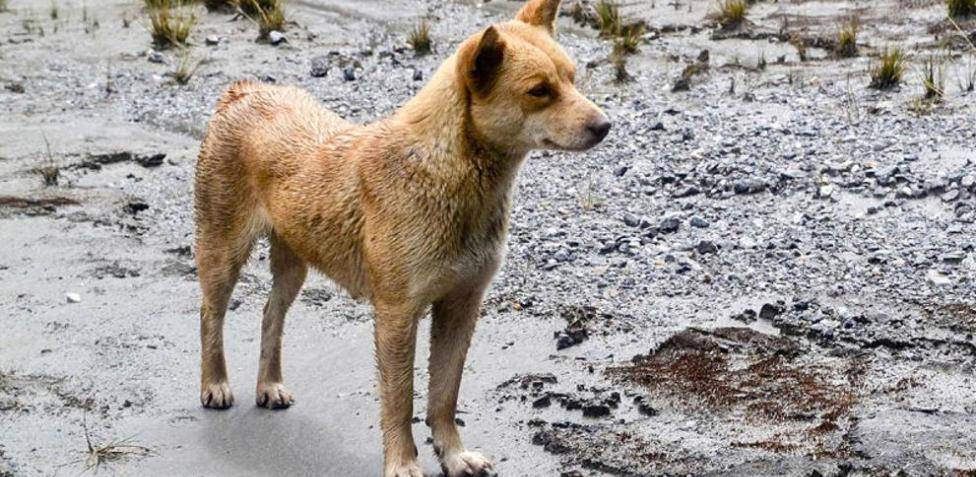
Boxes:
[194,1,609,475]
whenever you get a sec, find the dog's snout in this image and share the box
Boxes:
[587,118,612,142]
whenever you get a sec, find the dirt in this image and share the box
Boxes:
[2,0,976,476]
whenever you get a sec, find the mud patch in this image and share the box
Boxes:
[609,327,860,428]
[0,195,79,216]
[554,304,634,350]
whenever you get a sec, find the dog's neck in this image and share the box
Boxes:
[392,55,526,195]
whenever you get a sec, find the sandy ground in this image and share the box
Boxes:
[2,0,976,476]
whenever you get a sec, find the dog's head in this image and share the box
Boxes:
[456,0,611,153]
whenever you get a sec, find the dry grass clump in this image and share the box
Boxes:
[869,47,905,90]
[241,0,285,40]
[0,0,10,12]
[147,0,196,49]
[612,23,645,55]
[34,134,59,187]
[169,47,203,84]
[712,0,748,29]
[836,17,859,58]
[921,55,946,100]
[947,0,975,18]
[203,0,233,11]
[407,21,432,56]
[611,50,632,83]
[595,0,622,37]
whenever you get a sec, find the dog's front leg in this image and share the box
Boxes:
[374,301,424,477]
[429,288,494,477]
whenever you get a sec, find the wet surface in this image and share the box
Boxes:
[2,0,976,475]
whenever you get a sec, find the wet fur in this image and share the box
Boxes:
[193,1,609,475]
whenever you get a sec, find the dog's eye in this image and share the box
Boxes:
[527,84,550,98]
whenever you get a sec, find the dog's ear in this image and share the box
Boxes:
[516,0,561,35]
[459,26,506,95]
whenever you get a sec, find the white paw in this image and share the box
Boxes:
[441,450,495,477]
[255,382,294,409]
[385,461,425,477]
[201,381,234,409]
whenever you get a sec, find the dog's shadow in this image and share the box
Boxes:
[201,406,383,475]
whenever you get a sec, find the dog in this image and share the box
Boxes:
[194,0,609,475]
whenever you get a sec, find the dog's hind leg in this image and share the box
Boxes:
[255,233,307,409]
[428,286,494,477]
[197,227,256,410]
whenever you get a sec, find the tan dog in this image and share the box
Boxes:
[194,0,609,475]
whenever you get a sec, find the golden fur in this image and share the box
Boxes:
[194,1,609,475]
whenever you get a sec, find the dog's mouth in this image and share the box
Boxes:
[542,138,599,152]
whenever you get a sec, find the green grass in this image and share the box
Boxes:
[836,17,858,58]
[407,21,432,56]
[869,47,906,90]
[947,0,975,18]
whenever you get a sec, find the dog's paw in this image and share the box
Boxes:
[255,382,294,409]
[201,381,234,409]
[384,461,425,477]
[441,451,495,477]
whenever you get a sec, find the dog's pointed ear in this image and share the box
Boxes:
[516,0,561,35]
[459,26,506,95]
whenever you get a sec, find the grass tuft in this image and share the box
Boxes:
[169,47,202,84]
[947,0,975,18]
[240,0,285,40]
[869,47,906,90]
[921,55,946,100]
[960,54,976,92]
[0,0,8,12]
[595,0,622,37]
[407,21,432,56]
[147,0,196,49]
[611,50,632,83]
[789,34,807,61]
[713,0,748,29]
[203,0,233,11]
[836,17,858,58]
[35,133,59,187]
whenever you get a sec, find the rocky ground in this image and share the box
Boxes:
[2,0,975,476]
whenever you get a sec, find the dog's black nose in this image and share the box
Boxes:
[587,118,612,142]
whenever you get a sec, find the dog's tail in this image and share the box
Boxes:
[215,80,260,114]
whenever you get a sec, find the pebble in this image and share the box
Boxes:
[65,293,81,303]
[310,56,329,78]
[925,269,951,286]
[268,31,286,45]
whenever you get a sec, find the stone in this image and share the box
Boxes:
[66,293,81,303]
[925,269,951,286]
[268,31,286,45]
[695,240,718,255]
[310,56,329,77]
